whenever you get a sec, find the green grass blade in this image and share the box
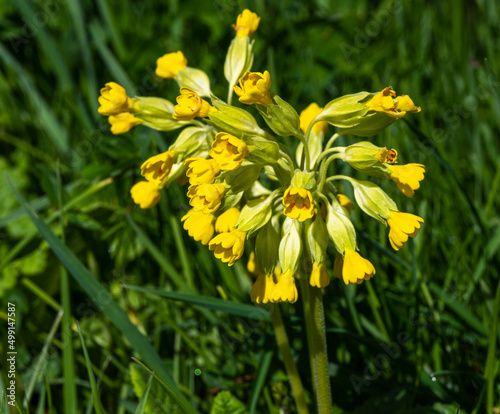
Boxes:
[135,375,153,414]
[123,285,270,322]
[485,278,500,413]
[95,0,126,59]
[249,350,273,414]
[7,175,200,414]
[76,321,104,414]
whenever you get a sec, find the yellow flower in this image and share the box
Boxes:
[215,207,240,233]
[172,87,216,121]
[310,262,330,288]
[108,112,142,135]
[390,164,425,198]
[337,194,354,215]
[232,9,260,39]
[181,209,215,245]
[155,51,187,79]
[247,251,259,275]
[98,82,138,116]
[282,187,315,222]
[367,87,421,119]
[130,181,161,209]
[187,183,226,213]
[233,71,272,106]
[209,132,249,171]
[209,230,246,266]
[184,157,221,185]
[342,249,375,286]
[387,211,424,251]
[375,148,398,164]
[271,271,298,303]
[300,103,328,134]
[251,274,275,304]
[141,151,176,185]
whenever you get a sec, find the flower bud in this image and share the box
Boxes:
[169,126,215,157]
[255,222,279,275]
[306,214,329,264]
[133,97,189,131]
[176,67,212,98]
[349,179,397,225]
[257,95,301,137]
[234,194,274,236]
[156,51,187,79]
[339,141,393,177]
[232,9,260,39]
[278,217,302,275]
[325,198,356,254]
[222,164,262,194]
[224,35,254,91]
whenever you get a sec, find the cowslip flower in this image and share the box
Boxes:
[337,194,354,215]
[172,87,216,121]
[390,164,425,197]
[282,187,315,222]
[130,181,161,209]
[209,132,249,171]
[232,9,260,38]
[215,207,240,233]
[300,103,328,134]
[368,87,421,119]
[155,51,188,79]
[108,112,142,135]
[187,183,226,213]
[184,158,221,185]
[271,271,298,303]
[233,71,272,106]
[387,211,424,251]
[181,209,215,245]
[341,249,375,286]
[251,274,275,304]
[141,151,176,185]
[310,262,330,288]
[209,230,246,266]
[98,82,138,116]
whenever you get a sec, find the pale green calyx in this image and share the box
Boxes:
[278,217,302,274]
[175,67,212,97]
[255,222,279,275]
[256,95,301,137]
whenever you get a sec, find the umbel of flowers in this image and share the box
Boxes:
[98,9,424,305]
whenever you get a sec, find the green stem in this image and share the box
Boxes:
[227,85,234,105]
[295,133,311,171]
[317,155,343,193]
[324,133,341,151]
[300,278,333,414]
[270,304,309,414]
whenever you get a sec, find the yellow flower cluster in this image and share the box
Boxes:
[97,8,426,305]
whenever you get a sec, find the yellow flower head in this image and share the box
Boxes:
[209,230,246,266]
[215,207,240,233]
[337,194,354,215]
[251,274,275,304]
[390,163,425,198]
[98,82,138,116]
[108,112,142,135]
[232,9,260,39]
[300,103,328,134]
[282,187,315,222]
[387,211,424,251]
[172,87,216,121]
[141,151,176,185]
[342,249,375,286]
[233,71,272,106]
[271,271,298,303]
[247,251,259,275]
[184,157,221,185]
[368,87,421,119]
[209,132,249,171]
[130,181,161,209]
[181,209,215,245]
[155,51,188,79]
[310,262,330,288]
[187,183,226,214]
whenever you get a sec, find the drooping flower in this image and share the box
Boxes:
[130,181,161,209]
[187,183,226,214]
[367,87,421,119]
[215,207,240,233]
[300,103,328,134]
[310,262,330,288]
[282,187,315,222]
[172,87,216,121]
[232,9,260,39]
[141,151,176,185]
[181,209,215,245]
[390,164,425,198]
[271,271,298,303]
[341,249,375,286]
[184,158,221,185]
[209,230,246,266]
[209,132,249,171]
[251,274,275,304]
[108,112,142,135]
[387,211,424,251]
[155,51,188,79]
[233,71,272,106]
[98,82,138,116]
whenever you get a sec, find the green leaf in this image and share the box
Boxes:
[211,391,247,414]
[135,375,153,414]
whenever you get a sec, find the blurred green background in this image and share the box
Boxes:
[0,0,499,412]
